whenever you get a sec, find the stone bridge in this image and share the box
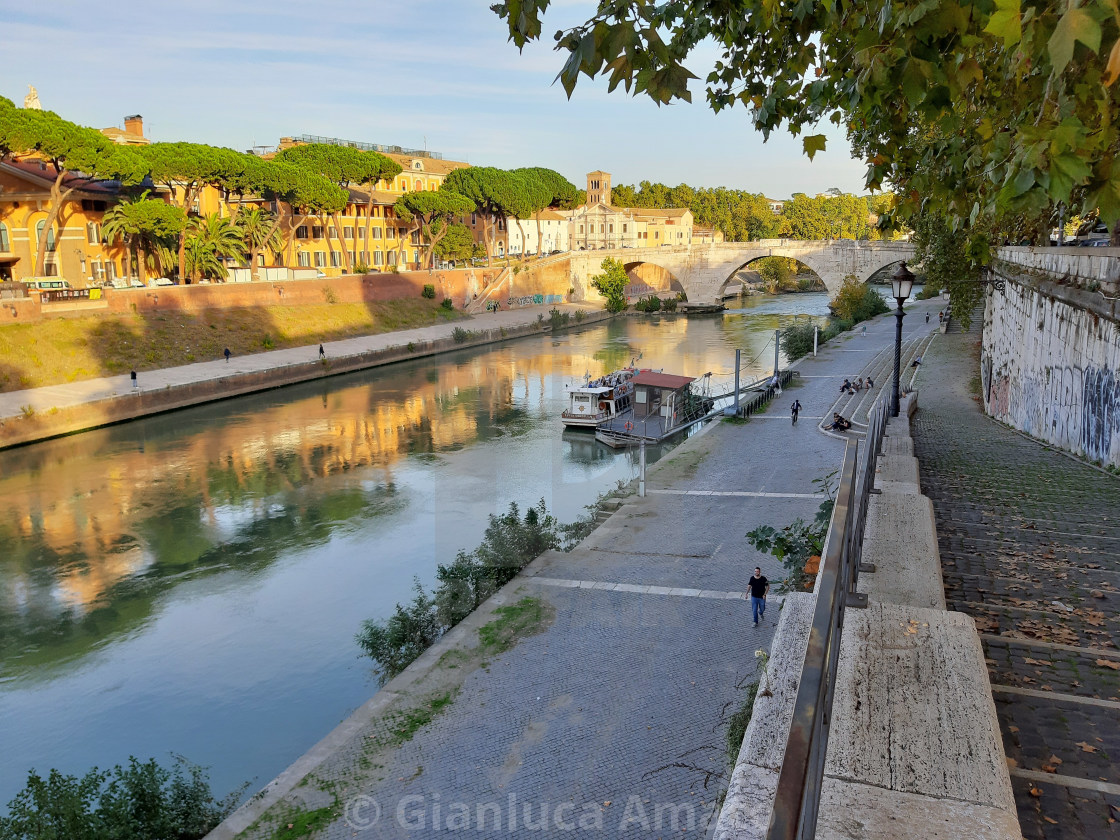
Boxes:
[566,239,916,303]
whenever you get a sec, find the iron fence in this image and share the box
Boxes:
[766,395,889,839]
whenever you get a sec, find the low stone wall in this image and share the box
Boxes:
[983,264,1120,467]
[2,269,504,324]
[0,310,614,449]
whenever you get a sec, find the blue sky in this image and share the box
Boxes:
[0,0,867,198]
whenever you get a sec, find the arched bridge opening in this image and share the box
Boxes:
[623,261,686,300]
[719,255,828,300]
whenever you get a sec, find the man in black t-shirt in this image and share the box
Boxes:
[747,567,769,626]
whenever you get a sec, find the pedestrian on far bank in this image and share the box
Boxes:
[747,567,769,627]
[319,344,326,359]
[130,370,138,390]
[790,399,801,425]
[224,347,231,363]
[925,312,930,324]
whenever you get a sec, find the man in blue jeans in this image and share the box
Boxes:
[747,567,769,627]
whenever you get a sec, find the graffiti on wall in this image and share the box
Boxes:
[507,294,564,307]
[1082,366,1120,464]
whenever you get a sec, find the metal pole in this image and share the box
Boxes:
[773,328,780,377]
[734,349,741,415]
[639,440,646,497]
[813,325,818,357]
[891,299,904,417]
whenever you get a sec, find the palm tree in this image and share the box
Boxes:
[100,193,185,284]
[183,214,246,282]
[236,207,284,281]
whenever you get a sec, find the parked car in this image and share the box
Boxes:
[147,277,174,287]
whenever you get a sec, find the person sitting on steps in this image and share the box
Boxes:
[911,355,922,367]
[840,378,852,393]
[829,413,852,431]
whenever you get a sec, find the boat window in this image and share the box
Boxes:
[635,390,647,404]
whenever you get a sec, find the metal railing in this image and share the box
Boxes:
[291,134,445,159]
[766,395,888,839]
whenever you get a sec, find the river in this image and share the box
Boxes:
[0,292,848,807]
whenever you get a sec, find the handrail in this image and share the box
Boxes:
[767,395,888,839]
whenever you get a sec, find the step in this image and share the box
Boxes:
[874,454,921,494]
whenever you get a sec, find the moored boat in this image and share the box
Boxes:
[594,370,715,447]
[561,367,639,429]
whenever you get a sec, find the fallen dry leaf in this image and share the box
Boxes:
[1006,757,1018,768]
[1024,658,1051,666]
[1077,741,1099,753]
[1096,659,1120,670]
[1043,816,1059,824]
[1029,786,1043,798]
[1009,726,1020,733]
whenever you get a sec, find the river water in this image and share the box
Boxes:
[0,293,842,807]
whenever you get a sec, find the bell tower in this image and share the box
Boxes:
[586,171,612,207]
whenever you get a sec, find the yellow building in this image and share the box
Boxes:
[0,158,130,285]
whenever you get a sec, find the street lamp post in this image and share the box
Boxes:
[890,261,915,417]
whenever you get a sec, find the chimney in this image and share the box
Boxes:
[123,115,144,138]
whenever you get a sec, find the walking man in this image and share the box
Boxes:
[791,399,801,425]
[319,344,326,360]
[925,312,930,324]
[130,370,138,390]
[770,373,782,396]
[747,566,769,627]
[224,347,231,363]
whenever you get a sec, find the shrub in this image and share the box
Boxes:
[780,323,818,361]
[634,295,662,313]
[354,262,370,274]
[451,327,471,343]
[829,276,889,324]
[746,472,836,593]
[676,290,688,302]
[440,298,454,311]
[356,502,563,680]
[662,298,677,312]
[421,284,436,299]
[548,308,570,329]
[573,309,586,322]
[589,258,628,312]
[321,286,338,304]
[915,282,941,300]
[0,756,244,840]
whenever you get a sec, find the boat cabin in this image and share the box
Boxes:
[631,371,695,421]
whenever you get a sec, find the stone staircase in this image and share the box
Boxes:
[818,329,938,433]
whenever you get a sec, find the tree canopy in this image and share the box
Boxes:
[493,1,1120,235]
[393,190,477,268]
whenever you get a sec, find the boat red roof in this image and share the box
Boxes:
[630,371,694,389]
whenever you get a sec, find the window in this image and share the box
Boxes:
[312,225,324,239]
[609,224,614,234]
[298,251,310,267]
[622,224,627,233]
[388,251,397,265]
[343,226,354,239]
[296,225,309,239]
[35,221,56,252]
[355,206,364,217]
[92,261,105,281]
[373,251,384,266]
[413,161,423,170]
[257,254,265,266]
[415,179,422,190]
[412,250,419,263]
[599,224,604,233]
[371,228,382,239]
[330,251,341,267]
[357,228,366,240]
[86,222,100,244]
[348,251,356,265]
[107,261,116,280]
[385,227,395,239]
[579,225,584,234]
[0,223,8,252]
[81,199,108,212]
[314,251,326,267]
[411,232,421,245]
[654,231,659,239]
[328,226,338,239]
[191,200,200,214]
[471,213,477,225]
[45,262,58,277]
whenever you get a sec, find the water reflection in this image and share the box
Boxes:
[0,295,829,806]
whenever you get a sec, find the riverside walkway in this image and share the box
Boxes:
[212,297,944,840]
[911,318,1120,840]
[0,305,593,423]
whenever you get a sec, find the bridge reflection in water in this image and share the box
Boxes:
[0,297,832,807]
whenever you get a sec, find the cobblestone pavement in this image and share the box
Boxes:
[910,314,1120,840]
[231,300,944,840]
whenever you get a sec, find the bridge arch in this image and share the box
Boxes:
[721,254,831,299]
[622,260,686,300]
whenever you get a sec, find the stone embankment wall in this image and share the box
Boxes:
[2,269,502,324]
[983,248,1120,468]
